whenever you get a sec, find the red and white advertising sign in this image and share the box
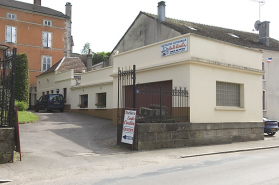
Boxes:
[121,110,136,145]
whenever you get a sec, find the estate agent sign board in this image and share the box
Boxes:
[121,110,136,145]
[161,37,188,57]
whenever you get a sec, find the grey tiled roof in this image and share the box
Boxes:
[142,12,279,51]
[0,0,67,18]
[37,57,87,77]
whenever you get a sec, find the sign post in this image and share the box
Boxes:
[121,110,136,150]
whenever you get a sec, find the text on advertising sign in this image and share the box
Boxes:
[161,38,188,57]
[121,110,136,145]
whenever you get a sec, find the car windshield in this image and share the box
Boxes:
[49,94,63,101]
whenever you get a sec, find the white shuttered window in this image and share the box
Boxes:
[42,56,51,71]
[42,32,52,48]
[6,26,17,43]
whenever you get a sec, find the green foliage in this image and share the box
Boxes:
[92,51,111,65]
[18,111,38,123]
[81,42,91,54]
[15,100,28,111]
[15,53,29,104]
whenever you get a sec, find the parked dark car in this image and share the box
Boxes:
[35,94,64,112]
[263,117,278,136]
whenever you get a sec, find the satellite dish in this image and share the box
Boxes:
[254,20,261,31]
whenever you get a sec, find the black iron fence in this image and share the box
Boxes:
[125,85,189,123]
[0,46,17,127]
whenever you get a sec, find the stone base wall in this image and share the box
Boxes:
[0,127,14,164]
[134,122,264,150]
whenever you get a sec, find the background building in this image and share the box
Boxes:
[0,0,73,108]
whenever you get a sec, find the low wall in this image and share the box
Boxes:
[134,122,264,150]
[69,109,113,120]
[0,127,14,164]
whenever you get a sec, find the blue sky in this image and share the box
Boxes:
[18,0,279,54]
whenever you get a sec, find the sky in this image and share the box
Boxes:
[18,0,279,54]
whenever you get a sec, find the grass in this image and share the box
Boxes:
[18,111,38,124]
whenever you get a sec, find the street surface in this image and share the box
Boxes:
[1,111,279,184]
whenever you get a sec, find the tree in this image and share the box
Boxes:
[81,42,91,54]
[15,53,29,104]
[92,51,111,65]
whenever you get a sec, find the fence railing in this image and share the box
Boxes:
[122,85,189,123]
[0,46,17,127]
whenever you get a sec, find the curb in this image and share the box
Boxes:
[180,145,279,158]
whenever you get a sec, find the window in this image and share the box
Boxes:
[96,93,106,108]
[42,32,52,47]
[63,88,67,103]
[46,91,49,94]
[263,90,266,111]
[262,62,266,81]
[42,92,45,95]
[79,94,88,108]
[7,13,16,20]
[42,56,51,71]
[51,90,53,94]
[5,26,17,43]
[43,20,52,26]
[228,33,239,38]
[216,82,240,107]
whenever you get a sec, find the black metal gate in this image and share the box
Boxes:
[117,65,190,144]
[0,45,17,127]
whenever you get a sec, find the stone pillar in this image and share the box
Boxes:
[65,2,72,57]
[0,128,14,164]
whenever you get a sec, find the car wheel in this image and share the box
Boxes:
[35,107,39,112]
[60,109,64,112]
[268,132,275,136]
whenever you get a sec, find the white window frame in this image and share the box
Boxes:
[5,25,17,43]
[42,31,52,48]
[262,61,266,81]
[263,90,267,111]
[7,13,16,20]
[43,19,52,26]
[41,55,52,71]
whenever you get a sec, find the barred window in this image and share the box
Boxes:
[216,82,240,107]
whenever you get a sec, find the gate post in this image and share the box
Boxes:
[133,65,136,109]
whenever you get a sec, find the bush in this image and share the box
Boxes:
[15,100,28,111]
[15,53,29,103]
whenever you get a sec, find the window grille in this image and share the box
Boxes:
[216,82,240,107]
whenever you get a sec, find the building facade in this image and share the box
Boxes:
[0,0,73,108]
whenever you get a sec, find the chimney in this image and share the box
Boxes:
[65,2,72,20]
[259,21,270,46]
[34,0,41,6]
[87,49,92,72]
[157,1,166,22]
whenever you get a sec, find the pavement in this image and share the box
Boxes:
[1,111,279,184]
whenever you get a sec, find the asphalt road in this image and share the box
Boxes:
[43,148,279,185]
[2,111,279,184]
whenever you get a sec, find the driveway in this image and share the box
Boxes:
[1,111,131,183]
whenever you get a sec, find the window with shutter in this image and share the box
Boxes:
[5,26,16,43]
[42,56,52,71]
[42,32,52,48]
